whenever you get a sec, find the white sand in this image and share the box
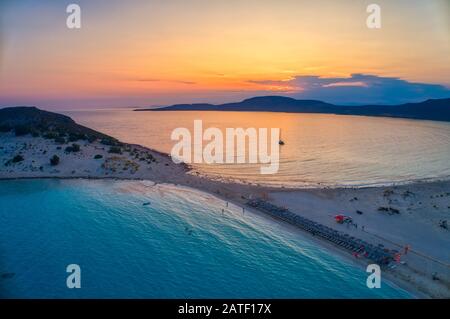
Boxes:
[267,186,450,298]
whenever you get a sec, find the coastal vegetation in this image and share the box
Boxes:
[50,155,60,166]
[12,154,24,163]
[108,146,122,154]
[0,107,179,186]
[4,154,25,166]
[65,143,81,153]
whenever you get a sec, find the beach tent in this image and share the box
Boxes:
[335,215,345,223]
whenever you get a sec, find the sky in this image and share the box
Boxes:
[0,0,449,109]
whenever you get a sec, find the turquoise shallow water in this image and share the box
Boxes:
[0,179,411,298]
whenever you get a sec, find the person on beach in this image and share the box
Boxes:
[404,245,410,255]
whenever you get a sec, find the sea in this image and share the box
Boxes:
[67,109,450,188]
[0,179,411,298]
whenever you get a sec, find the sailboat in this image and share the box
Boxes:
[279,130,285,145]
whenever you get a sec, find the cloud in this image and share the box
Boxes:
[249,74,450,105]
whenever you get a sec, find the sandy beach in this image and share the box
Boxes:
[1,132,449,298]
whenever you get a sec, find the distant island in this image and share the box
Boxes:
[136,96,450,122]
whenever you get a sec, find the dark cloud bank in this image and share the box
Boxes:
[251,74,450,105]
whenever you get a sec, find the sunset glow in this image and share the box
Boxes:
[0,0,449,108]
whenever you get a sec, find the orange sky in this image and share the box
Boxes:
[0,0,449,108]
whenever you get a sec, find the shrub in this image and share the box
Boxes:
[65,143,80,153]
[12,155,24,163]
[43,132,58,139]
[108,146,122,154]
[389,207,400,214]
[50,155,60,166]
[101,138,116,146]
[54,136,66,144]
[94,154,103,159]
[68,135,78,142]
[68,133,87,142]
[14,126,32,136]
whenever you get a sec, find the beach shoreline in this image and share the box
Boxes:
[1,132,449,298]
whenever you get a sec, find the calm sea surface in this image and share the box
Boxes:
[66,109,450,187]
[0,180,411,298]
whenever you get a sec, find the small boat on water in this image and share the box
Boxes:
[143,202,151,206]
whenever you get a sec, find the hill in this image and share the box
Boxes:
[136,96,450,122]
[0,106,119,144]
